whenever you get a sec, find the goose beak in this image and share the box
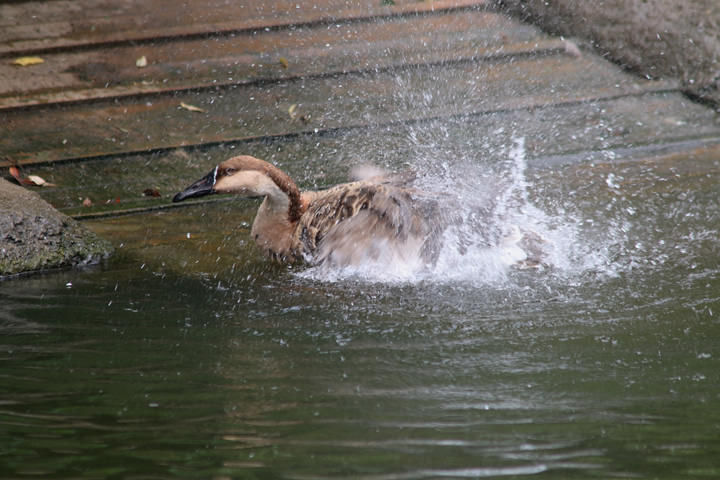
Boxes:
[173,167,218,202]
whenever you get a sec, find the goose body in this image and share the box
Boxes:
[173,155,448,268]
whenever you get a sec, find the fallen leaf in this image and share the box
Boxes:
[8,165,35,186]
[143,188,161,197]
[136,55,148,68]
[83,197,93,207]
[287,104,310,123]
[27,175,56,187]
[9,166,24,182]
[278,57,289,69]
[12,56,44,67]
[180,102,205,113]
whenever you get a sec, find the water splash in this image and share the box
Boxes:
[299,137,608,286]
[425,136,601,285]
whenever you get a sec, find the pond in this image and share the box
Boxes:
[2,127,720,479]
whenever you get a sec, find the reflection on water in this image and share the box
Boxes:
[2,137,720,478]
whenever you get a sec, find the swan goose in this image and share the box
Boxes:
[173,155,447,267]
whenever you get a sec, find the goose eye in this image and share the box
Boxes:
[224,167,237,176]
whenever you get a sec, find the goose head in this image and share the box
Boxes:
[173,155,304,222]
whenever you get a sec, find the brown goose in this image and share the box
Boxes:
[173,155,449,268]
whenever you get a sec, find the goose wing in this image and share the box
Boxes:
[295,179,447,267]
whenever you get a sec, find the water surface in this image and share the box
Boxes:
[2,140,720,479]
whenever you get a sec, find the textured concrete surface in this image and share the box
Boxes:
[497,0,720,108]
[3,0,719,277]
[0,179,113,277]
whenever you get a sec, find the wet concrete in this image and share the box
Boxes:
[1,0,719,276]
[497,0,720,108]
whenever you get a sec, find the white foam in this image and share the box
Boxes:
[299,137,612,285]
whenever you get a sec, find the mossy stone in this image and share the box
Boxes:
[0,179,113,277]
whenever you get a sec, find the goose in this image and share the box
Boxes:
[172,155,450,268]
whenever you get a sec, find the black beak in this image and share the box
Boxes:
[173,167,218,202]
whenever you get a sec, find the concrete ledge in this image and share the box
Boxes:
[0,179,113,277]
[497,0,720,108]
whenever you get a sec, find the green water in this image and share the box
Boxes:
[2,153,720,479]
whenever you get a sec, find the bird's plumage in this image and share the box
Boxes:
[173,155,450,268]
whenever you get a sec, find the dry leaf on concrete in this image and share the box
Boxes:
[179,102,205,113]
[12,56,44,67]
[26,175,56,187]
[8,166,54,186]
